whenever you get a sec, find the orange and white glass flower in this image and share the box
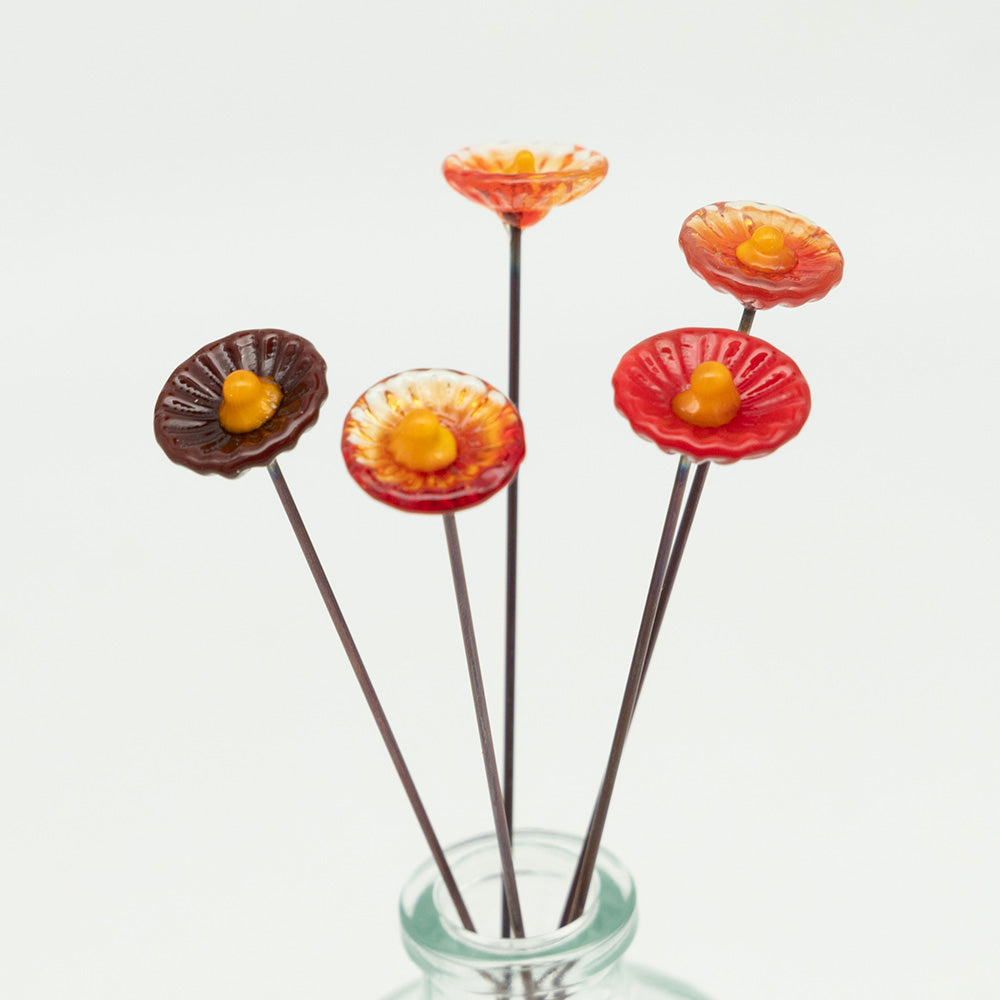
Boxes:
[443,143,608,228]
[679,201,843,310]
[342,369,525,513]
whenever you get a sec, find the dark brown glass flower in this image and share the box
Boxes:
[154,329,328,478]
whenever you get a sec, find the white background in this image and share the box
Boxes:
[2,1,998,997]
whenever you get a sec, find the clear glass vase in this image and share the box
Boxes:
[382,830,711,1000]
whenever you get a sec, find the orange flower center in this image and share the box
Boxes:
[218,370,283,433]
[671,361,741,428]
[508,149,537,174]
[735,225,798,273]
[388,408,458,472]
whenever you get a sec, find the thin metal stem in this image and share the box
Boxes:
[738,306,756,334]
[266,461,475,932]
[501,222,522,937]
[638,461,710,700]
[442,512,525,938]
[560,457,692,925]
[507,224,522,406]
[561,459,710,929]
[503,481,519,815]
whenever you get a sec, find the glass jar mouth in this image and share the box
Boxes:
[398,829,637,974]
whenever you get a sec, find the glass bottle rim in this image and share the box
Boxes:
[398,829,637,973]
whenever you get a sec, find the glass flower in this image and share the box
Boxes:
[154,328,328,478]
[442,142,608,228]
[612,327,811,464]
[678,201,843,310]
[342,369,525,513]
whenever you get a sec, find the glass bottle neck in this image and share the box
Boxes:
[397,830,637,999]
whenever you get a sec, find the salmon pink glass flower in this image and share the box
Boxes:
[342,369,525,513]
[443,143,608,228]
[679,201,843,310]
[154,329,328,478]
[612,328,811,464]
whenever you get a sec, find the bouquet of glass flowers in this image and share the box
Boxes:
[154,143,842,999]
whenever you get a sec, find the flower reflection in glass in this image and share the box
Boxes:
[612,327,811,464]
[153,328,328,478]
[443,143,608,228]
[679,201,843,310]
[342,369,525,513]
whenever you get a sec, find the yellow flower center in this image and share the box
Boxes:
[388,408,458,472]
[735,225,798,273]
[671,361,741,428]
[509,149,537,174]
[218,369,283,433]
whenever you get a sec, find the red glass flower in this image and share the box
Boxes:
[154,329,328,478]
[678,201,843,310]
[612,328,811,464]
[342,369,525,513]
[442,142,608,228]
